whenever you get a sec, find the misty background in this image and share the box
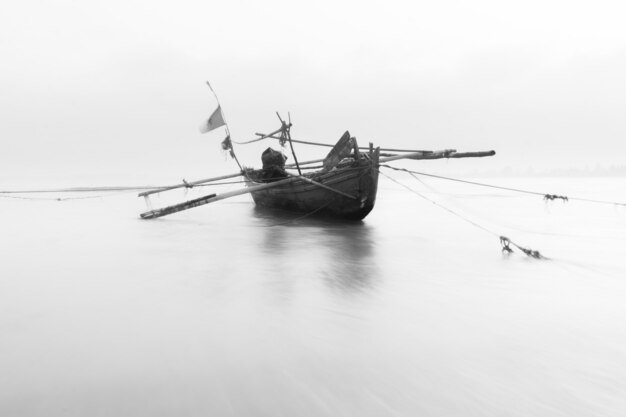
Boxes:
[3,3,626,416]
[2,0,626,185]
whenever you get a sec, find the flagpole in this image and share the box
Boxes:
[205,81,242,170]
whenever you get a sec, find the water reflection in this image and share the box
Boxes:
[319,223,378,292]
[252,206,379,292]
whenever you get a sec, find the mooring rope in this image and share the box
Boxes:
[0,189,140,201]
[400,170,625,241]
[0,185,169,194]
[378,168,547,259]
[0,180,247,201]
[0,185,172,201]
[380,165,626,207]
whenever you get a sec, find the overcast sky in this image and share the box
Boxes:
[2,0,625,182]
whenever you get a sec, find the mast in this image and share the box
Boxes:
[277,112,302,175]
[205,81,242,171]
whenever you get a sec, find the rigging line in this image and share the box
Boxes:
[407,171,537,233]
[406,173,520,198]
[407,171,436,192]
[0,194,68,201]
[405,172,623,241]
[378,168,548,259]
[0,189,139,201]
[381,164,626,207]
[379,169,498,237]
[0,186,170,194]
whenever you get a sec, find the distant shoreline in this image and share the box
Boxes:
[450,166,626,179]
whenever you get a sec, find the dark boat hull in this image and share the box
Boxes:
[246,157,380,220]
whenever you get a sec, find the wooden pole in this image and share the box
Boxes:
[138,146,494,200]
[441,150,496,159]
[276,112,302,176]
[254,133,433,154]
[235,127,284,144]
[285,158,325,168]
[205,81,242,170]
[287,149,494,168]
[140,193,217,219]
[379,149,495,163]
[286,128,302,176]
[137,157,331,198]
[139,176,301,219]
[138,172,244,197]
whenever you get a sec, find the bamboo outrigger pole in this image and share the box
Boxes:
[138,172,243,197]
[254,132,434,154]
[140,176,301,219]
[379,149,495,163]
[137,157,329,199]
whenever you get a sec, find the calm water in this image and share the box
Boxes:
[1,176,625,416]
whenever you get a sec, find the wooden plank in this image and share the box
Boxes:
[286,173,357,200]
[321,131,353,172]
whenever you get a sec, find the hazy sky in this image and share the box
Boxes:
[2,0,626,182]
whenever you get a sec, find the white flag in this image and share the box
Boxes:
[199,105,226,133]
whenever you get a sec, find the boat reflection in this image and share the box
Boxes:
[252,206,380,293]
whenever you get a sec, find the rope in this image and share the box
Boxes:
[0,179,250,199]
[380,165,626,207]
[0,185,169,194]
[0,189,139,201]
[402,170,626,241]
[379,168,547,259]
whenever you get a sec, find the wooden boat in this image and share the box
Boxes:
[244,139,380,220]
[138,113,495,220]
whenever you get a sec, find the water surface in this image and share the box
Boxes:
[1,176,625,416]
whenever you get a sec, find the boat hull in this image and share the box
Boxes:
[246,158,379,220]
